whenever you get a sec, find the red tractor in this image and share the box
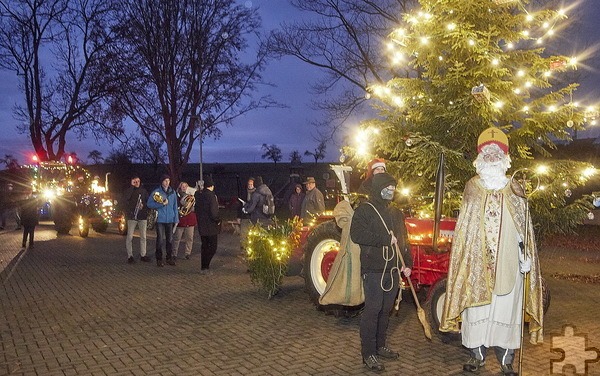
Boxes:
[291,165,550,337]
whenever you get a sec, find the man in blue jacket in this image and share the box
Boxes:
[147,174,179,267]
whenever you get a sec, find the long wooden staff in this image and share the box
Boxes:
[393,242,432,340]
[510,169,539,375]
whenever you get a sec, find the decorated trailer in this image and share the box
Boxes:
[25,160,114,236]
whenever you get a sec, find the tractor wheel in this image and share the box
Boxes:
[303,220,363,317]
[304,220,341,305]
[92,219,109,233]
[424,278,460,344]
[55,221,72,235]
[117,214,127,235]
[78,216,90,238]
[54,215,72,235]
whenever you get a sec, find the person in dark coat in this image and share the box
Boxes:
[288,183,304,218]
[122,175,151,263]
[195,176,221,273]
[300,177,325,220]
[350,172,413,372]
[19,190,40,250]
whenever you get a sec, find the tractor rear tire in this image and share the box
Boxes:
[92,219,109,233]
[303,220,362,317]
[424,278,460,344]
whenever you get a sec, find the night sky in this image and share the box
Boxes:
[1,0,599,165]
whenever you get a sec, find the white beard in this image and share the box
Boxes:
[478,164,509,190]
[474,145,510,190]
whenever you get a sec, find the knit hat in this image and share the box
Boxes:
[477,127,508,154]
[203,176,214,188]
[255,176,264,187]
[366,158,386,179]
[303,177,316,184]
[160,174,170,183]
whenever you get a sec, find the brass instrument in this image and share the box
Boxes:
[153,191,165,204]
[133,194,142,219]
[178,194,195,217]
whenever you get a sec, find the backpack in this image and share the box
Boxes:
[262,193,276,216]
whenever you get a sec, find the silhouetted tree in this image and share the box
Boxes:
[87,150,104,165]
[110,0,278,181]
[289,150,302,164]
[261,144,282,164]
[304,141,327,164]
[0,0,120,161]
[0,154,19,170]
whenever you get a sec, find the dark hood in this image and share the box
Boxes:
[257,183,272,196]
[370,172,397,206]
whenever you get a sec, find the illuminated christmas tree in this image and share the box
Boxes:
[355,0,597,238]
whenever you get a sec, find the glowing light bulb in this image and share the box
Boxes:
[393,96,404,107]
[536,165,549,174]
[569,57,578,67]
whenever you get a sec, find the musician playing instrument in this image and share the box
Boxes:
[172,182,197,260]
[147,174,179,267]
[123,175,151,263]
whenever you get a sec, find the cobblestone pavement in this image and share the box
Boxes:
[0,223,598,375]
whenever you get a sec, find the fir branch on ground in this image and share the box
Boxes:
[243,217,302,299]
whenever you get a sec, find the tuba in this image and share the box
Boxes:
[153,191,165,204]
[179,194,195,216]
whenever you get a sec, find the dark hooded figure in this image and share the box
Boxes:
[350,172,413,372]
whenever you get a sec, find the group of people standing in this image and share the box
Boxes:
[239,175,326,224]
[123,174,221,273]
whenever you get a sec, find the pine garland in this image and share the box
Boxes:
[244,217,302,299]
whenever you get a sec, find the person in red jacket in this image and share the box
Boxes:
[173,181,197,260]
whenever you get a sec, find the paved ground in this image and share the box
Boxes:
[0,222,599,375]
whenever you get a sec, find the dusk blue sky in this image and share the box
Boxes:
[1,0,600,165]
